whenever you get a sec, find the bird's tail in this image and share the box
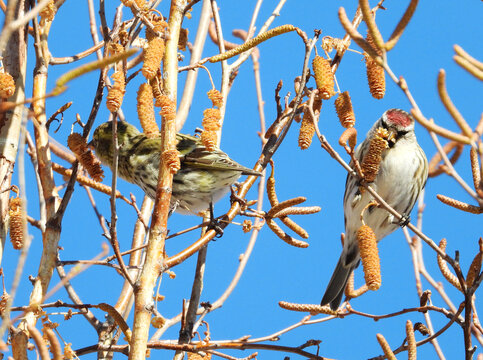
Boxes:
[321,256,356,310]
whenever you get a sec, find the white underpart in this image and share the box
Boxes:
[342,131,424,266]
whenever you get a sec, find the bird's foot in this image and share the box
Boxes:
[230,186,247,208]
[207,202,224,238]
[398,214,411,227]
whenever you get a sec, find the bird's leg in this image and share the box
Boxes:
[168,200,179,217]
[207,201,224,238]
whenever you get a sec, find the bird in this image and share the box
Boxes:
[91,121,261,215]
[321,108,428,310]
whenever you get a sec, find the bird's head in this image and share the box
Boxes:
[376,108,415,146]
[91,121,140,165]
[380,108,414,134]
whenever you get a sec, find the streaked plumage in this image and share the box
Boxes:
[321,109,428,309]
[92,121,261,214]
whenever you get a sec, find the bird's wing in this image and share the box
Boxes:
[183,150,261,176]
[176,134,261,176]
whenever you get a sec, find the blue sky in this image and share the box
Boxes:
[2,0,482,359]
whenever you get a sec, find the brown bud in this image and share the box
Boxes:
[466,238,483,288]
[414,322,430,336]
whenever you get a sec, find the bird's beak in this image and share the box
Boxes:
[87,139,95,150]
[387,129,397,146]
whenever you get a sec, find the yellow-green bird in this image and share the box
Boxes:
[91,121,261,214]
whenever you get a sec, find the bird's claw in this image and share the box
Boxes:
[230,186,247,208]
[207,202,224,238]
[398,214,411,227]
[208,221,224,238]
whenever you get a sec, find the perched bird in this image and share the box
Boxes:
[321,109,428,310]
[91,121,261,214]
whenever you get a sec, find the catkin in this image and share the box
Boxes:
[406,320,417,360]
[67,133,104,182]
[150,77,165,107]
[298,111,316,150]
[201,107,221,151]
[0,292,10,315]
[178,28,189,51]
[122,0,146,9]
[207,89,223,108]
[376,334,397,360]
[357,225,381,291]
[201,131,217,152]
[63,344,76,360]
[106,71,126,113]
[321,36,348,54]
[142,16,168,80]
[162,149,180,174]
[108,43,125,56]
[364,31,385,99]
[151,316,166,328]
[334,91,355,128]
[202,108,221,131]
[365,55,386,99]
[361,127,389,182]
[187,352,211,360]
[278,301,338,315]
[437,238,463,291]
[0,72,15,98]
[8,197,24,250]
[298,99,322,150]
[312,56,335,99]
[39,0,56,22]
[137,83,159,138]
[158,95,176,121]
